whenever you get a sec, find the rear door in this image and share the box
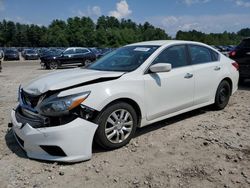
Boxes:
[144,45,194,121]
[75,48,91,64]
[188,45,222,105]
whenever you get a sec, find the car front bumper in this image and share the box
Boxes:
[11,109,98,162]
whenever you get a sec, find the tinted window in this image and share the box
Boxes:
[76,49,89,54]
[210,50,219,61]
[64,49,75,55]
[152,45,188,68]
[189,45,212,64]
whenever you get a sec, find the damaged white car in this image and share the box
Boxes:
[10,40,239,162]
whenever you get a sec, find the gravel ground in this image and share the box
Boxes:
[0,60,250,188]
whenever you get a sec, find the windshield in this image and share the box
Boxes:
[6,50,17,54]
[87,45,159,72]
[26,50,36,54]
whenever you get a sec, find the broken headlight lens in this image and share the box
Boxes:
[37,91,90,116]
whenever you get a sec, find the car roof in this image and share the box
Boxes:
[126,40,206,47]
[65,47,88,50]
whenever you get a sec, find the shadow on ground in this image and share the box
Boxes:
[5,129,27,159]
[93,107,209,154]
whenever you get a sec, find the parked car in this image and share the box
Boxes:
[10,40,239,162]
[40,49,63,58]
[40,47,96,69]
[24,49,39,60]
[98,48,114,58]
[89,47,102,59]
[229,38,250,82]
[4,49,19,61]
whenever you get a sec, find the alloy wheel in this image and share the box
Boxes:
[105,109,133,144]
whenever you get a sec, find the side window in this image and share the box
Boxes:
[210,50,219,61]
[152,45,188,68]
[64,49,75,55]
[76,49,89,54]
[189,45,212,64]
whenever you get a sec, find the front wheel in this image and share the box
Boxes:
[213,80,231,110]
[49,61,58,70]
[94,102,138,149]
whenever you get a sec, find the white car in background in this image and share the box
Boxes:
[10,40,239,162]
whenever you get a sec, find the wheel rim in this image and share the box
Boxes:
[105,109,133,144]
[218,86,230,105]
[50,62,58,69]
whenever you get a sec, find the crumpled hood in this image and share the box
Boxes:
[22,68,124,95]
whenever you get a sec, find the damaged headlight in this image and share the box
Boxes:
[36,91,90,116]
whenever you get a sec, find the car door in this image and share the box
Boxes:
[144,45,194,121]
[188,45,222,105]
[75,48,90,63]
[61,49,76,64]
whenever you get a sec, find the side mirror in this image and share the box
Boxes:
[149,63,172,73]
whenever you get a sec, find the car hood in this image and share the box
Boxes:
[22,68,124,95]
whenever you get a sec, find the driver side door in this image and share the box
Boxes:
[143,45,194,121]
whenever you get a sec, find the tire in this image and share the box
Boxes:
[94,102,138,150]
[49,61,58,70]
[84,59,92,67]
[213,80,231,110]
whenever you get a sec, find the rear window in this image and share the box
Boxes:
[76,49,89,54]
[189,45,212,64]
[210,50,219,61]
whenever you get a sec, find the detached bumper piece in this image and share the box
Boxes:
[11,109,98,162]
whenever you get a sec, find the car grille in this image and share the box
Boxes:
[16,106,50,128]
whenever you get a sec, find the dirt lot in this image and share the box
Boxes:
[0,60,250,188]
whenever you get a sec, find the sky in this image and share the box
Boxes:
[0,0,250,36]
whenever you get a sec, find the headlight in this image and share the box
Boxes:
[36,91,90,116]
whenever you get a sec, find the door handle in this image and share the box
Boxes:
[184,73,193,79]
[214,66,221,71]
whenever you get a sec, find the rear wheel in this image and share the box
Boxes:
[94,102,137,149]
[49,61,58,70]
[213,80,231,110]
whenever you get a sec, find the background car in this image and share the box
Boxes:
[23,49,39,60]
[229,38,250,82]
[4,49,19,61]
[40,47,96,69]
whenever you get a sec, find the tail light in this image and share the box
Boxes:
[232,62,239,71]
[229,50,236,57]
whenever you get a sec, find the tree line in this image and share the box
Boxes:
[0,15,249,47]
[176,29,250,45]
[0,16,169,47]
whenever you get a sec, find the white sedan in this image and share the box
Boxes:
[10,40,239,162]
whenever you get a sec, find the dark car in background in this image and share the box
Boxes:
[40,47,96,69]
[229,38,250,82]
[23,49,39,60]
[39,48,64,58]
[4,49,19,61]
